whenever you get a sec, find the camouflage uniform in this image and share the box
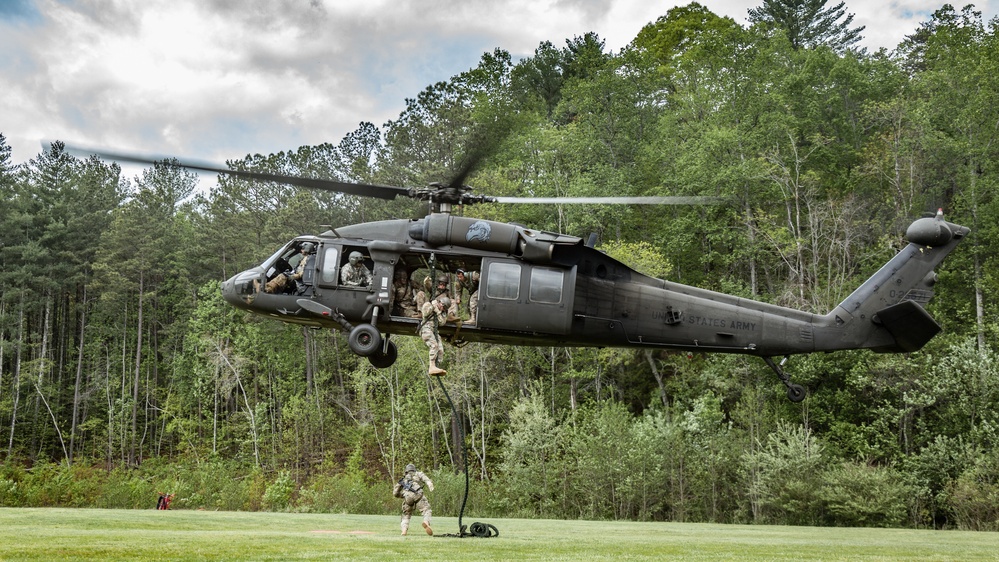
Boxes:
[340,251,372,287]
[418,274,459,320]
[391,270,420,317]
[415,278,429,310]
[264,245,313,293]
[420,298,448,376]
[456,269,479,324]
[392,464,435,536]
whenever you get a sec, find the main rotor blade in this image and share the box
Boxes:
[65,144,411,201]
[491,196,726,205]
[446,110,519,189]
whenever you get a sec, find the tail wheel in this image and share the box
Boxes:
[763,356,808,403]
[348,324,382,357]
[787,384,806,403]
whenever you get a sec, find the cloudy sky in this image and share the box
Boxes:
[2,0,998,182]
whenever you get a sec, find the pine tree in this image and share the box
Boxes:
[748,0,865,51]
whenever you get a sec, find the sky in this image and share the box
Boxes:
[2,0,998,185]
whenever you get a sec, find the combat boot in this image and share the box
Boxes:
[422,521,433,536]
[428,363,447,376]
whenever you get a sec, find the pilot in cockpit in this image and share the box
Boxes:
[263,242,315,294]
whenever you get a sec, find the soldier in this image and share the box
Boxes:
[392,463,435,536]
[419,273,460,321]
[414,273,432,310]
[340,251,372,287]
[391,268,420,318]
[263,242,315,293]
[455,268,479,325]
[420,295,449,376]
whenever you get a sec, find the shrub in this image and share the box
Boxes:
[297,472,389,514]
[741,422,826,525]
[819,462,911,527]
[262,471,295,511]
[948,449,999,531]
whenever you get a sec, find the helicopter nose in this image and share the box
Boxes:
[221,270,260,309]
[220,277,238,305]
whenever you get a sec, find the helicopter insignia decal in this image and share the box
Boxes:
[466,221,491,243]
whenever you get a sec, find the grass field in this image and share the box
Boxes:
[1,507,996,561]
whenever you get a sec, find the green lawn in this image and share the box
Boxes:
[1,507,996,561]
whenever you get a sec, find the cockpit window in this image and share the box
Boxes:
[259,240,319,295]
[262,245,291,271]
[264,244,303,277]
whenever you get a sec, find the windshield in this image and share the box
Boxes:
[261,239,317,279]
[261,244,293,270]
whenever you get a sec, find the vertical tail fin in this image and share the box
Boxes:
[825,211,968,353]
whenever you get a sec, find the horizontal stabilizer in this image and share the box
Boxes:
[874,300,941,353]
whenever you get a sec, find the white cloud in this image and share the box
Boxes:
[2,0,997,183]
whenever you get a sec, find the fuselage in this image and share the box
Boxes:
[221,212,967,358]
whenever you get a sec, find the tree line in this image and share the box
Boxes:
[2,2,998,529]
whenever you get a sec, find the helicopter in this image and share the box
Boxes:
[77,146,968,402]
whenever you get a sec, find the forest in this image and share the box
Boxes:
[2,2,999,530]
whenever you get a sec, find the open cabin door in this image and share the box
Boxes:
[477,258,576,334]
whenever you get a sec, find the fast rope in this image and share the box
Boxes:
[433,376,499,538]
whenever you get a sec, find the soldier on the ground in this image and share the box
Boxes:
[392,463,435,536]
[340,251,372,287]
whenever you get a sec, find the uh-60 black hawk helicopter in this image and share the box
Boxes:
[87,147,968,402]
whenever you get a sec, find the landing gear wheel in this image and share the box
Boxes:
[787,384,806,403]
[348,324,382,357]
[368,340,398,368]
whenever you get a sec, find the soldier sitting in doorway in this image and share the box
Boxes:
[391,268,421,318]
[455,268,479,325]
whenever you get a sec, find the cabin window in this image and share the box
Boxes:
[320,247,339,284]
[485,262,520,300]
[529,267,563,304]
